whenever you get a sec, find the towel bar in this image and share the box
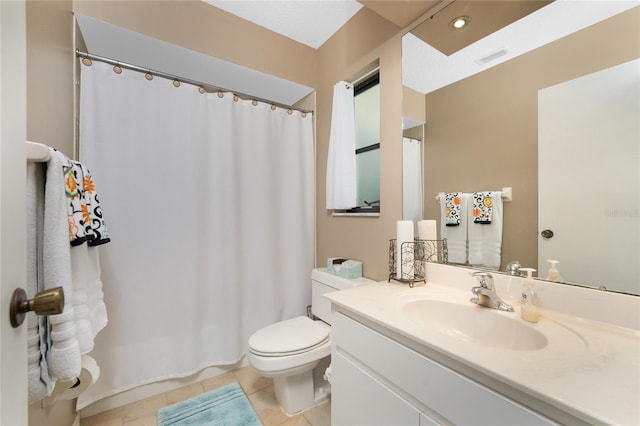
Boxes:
[26,141,51,162]
[436,187,512,202]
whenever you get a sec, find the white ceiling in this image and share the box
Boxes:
[201,0,363,49]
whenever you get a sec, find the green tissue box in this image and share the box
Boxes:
[327,258,363,279]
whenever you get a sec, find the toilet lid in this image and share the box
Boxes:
[249,316,330,356]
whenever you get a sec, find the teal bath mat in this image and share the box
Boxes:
[157,382,262,426]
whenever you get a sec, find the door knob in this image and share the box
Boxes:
[10,287,64,328]
[540,229,554,239]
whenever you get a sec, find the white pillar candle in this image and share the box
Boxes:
[418,219,438,260]
[417,220,437,241]
[396,220,414,279]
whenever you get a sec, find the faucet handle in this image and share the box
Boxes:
[470,271,494,289]
[505,260,523,276]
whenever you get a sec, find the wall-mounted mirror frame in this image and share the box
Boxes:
[401,2,640,295]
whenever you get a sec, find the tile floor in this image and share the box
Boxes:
[80,365,331,426]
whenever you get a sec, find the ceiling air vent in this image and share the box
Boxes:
[474,48,509,66]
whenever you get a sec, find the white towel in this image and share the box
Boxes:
[468,192,503,269]
[27,162,54,402]
[70,244,108,352]
[440,193,469,264]
[70,245,94,354]
[86,246,108,337]
[44,149,81,381]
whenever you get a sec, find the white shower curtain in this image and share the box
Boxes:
[77,60,315,409]
[402,137,423,223]
[326,81,356,209]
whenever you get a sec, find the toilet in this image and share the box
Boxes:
[247,268,373,415]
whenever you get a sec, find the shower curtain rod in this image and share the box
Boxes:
[75,50,313,114]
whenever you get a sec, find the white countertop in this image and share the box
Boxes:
[326,276,640,425]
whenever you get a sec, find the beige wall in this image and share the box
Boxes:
[402,85,425,125]
[27,0,75,156]
[423,6,640,271]
[26,1,77,425]
[316,8,403,281]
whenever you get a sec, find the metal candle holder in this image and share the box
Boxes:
[388,238,448,288]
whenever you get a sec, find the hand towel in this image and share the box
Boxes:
[472,191,494,224]
[27,162,54,402]
[66,160,110,353]
[468,192,503,269]
[63,158,86,245]
[444,192,463,226]
[72,161,110,246]
[44,149,81,381]
[440,193,469,264]
[64,160,110,247]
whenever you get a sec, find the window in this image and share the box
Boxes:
[347,72,380,213]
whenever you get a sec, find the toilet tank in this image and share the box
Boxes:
[311,268,374,324]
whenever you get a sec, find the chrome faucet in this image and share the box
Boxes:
[470,272,514,312]
[504,260,524,276]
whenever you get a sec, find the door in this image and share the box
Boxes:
[1,1,28,424]
[538,60,640,291]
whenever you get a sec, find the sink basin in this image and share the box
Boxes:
[403,299,548,351]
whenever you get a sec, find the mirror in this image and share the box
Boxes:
[402,3,640,295]
[402,85,426,224]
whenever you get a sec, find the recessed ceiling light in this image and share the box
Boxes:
[450,16,470,30]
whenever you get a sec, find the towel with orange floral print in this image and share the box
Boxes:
[444,192,462,226]
[472,191,493,224]
[63,155,110,246]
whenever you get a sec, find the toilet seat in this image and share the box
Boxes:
[249,316,330,357]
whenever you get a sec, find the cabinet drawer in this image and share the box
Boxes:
[333,312,555,425]
[332,352,420,426]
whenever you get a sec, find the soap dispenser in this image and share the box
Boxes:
[546,259,562,282]
[519,268,540,323]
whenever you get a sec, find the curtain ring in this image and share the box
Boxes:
[301,112,307,118]
[198,87,205,94]
[252,100,258,106]
[82,58,92,67]
[217,91,224,98]
[173,80,180,87]
[233,95,239,102]
[145,73,153,81]
[271,105,277,111]
[287,109,293,115]
[113,65,122,74]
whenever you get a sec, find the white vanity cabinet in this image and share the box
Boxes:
[331,312,556,426]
